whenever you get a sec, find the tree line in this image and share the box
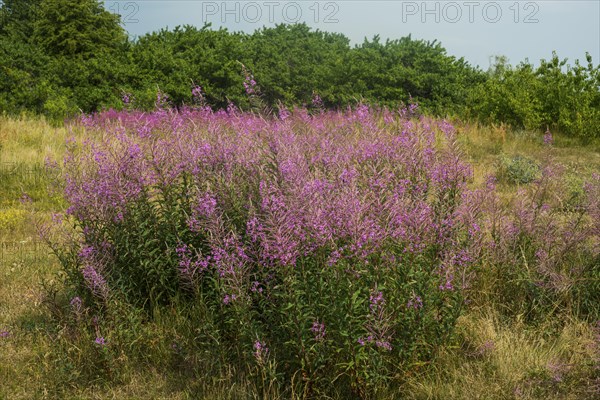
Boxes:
[1,0,599,138]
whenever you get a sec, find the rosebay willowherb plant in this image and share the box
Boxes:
[476,140,600,322]
[52,104,522,395]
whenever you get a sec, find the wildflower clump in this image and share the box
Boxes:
[53,105,498,395]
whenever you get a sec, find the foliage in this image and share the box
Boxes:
[0,36,52,115]
[497,154,540,184]
[1,0,598,138]
[129,24,247,109]
[469,53,600,139]
[0,0,42,40]
[33,0,126,58]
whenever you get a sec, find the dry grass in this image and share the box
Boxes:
[456,121,600,188]
[405,311,597,399]
[0,116,67,399]
[0,115,83,164]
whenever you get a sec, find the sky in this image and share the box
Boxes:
[104,0,600,69]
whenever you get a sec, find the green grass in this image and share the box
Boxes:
[0,116,598,399]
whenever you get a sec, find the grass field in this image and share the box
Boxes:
[1,114,599,399]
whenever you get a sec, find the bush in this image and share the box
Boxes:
[469,53,600,139]
[51,106,484,396]
[48,106,600,396]
[497,154,540,184]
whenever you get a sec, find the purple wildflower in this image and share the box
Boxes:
[242,67,257,95]
[486,175,497,191]
[82,264,109,300]
[375,340,392,351]
[477,339,495,356]
[78,245,95,260]
[192,85,204,103]
[543,130,554,146]
[407,295,423,310]
[19,193,32,204]
[547,360,569,383]
[253,340,268,363]
[70,296,83,314]
[250,281,263,293]
[439,278,454,291]
[312,93,324,109]
[223,294,237,305]
[369,290,385,312]
[311,320,326,341]
[358,335,373,346]
[278,107,291,120]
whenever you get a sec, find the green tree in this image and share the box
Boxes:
[0,36,52,114]
[349,35,484,113]
[0,0,42,40]
[246,23,352,107]
[33,0,126,58]
[131,24,247,109]
[535,52,600,138]
[469,52,600,138]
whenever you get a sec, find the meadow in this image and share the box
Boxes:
[2,2,600,398]
[0,102,599,399]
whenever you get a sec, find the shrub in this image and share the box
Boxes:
[497,154,540,184]
[48,105,600,396]
[51,105,484,396]
[469,53,600,139]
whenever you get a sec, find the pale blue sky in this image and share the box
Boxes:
[104,1,600,69]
